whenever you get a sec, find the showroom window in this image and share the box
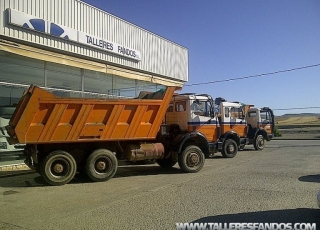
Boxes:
[0,52,164,105]
[0,52,45,86]
[0,52,45,106]
[46,62,82,97]
[84,70,114,98]
[84,69,165,98]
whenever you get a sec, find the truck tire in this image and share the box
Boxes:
[85,149,118,182]
[156,158,177,168]
[178,145,205,173]
[39,150,77,186]
[221,139,238,158]
[254,134,265,150]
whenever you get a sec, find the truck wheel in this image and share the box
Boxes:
[85,149,118,182]
[178,145,205,173]
[156,158,177,168]
[39,150,77,186]
[221,139,238,158]
[254,134,265,150]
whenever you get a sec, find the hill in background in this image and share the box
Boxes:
[280,113,320,117]
[275,113,320,125]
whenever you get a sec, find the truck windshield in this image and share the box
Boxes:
[260,110,272,122]
[191,100,212,117]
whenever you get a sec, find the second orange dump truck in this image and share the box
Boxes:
[6,85,206,185]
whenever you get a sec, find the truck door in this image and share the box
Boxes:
[221,106,246,137]
[259,108,275,135]
[221,107,229,135]
[191,99,218,142]
[230,107,246,137]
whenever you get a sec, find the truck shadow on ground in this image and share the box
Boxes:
[191,208,320,225]
[205,149,259,159]
[298,174,320,183]
[73,165,184,183]
[0,164,185,187]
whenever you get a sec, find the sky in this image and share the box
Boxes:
[81,0,320,116]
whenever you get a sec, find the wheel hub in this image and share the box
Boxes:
[188,153,199,166]
[96,161,106,170]
[228,145,235,153]
[258,138,264,146]
[53,163,64,173]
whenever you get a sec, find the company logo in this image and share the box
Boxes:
[22,19,70,39]
[8,8,141,61]
[23,19,45,33]
[49,23,70,39]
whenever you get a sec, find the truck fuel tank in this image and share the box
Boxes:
[125,143,164,161]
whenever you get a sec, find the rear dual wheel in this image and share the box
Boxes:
[39,150,77,186]
[85,149,118,182]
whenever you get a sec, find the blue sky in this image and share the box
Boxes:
[81,0,320,116]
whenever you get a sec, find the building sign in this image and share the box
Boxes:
[78,32,140,60]
[7,9,141,61]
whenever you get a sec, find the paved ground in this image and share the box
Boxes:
[0,140,319,230]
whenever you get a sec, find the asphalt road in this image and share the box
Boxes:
[0,140,320,230]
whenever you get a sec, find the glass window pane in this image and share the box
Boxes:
[0,52,45,86]
[84,69,165,98]
[84,70,115,97]
[0,86,26,106]
[175,101,186,112]
[225,108,229,117]
[0,52,167,102]
[46,62,82,97]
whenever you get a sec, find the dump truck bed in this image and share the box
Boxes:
[6,85,175,144]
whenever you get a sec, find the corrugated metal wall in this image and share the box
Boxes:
[0,0,188,82]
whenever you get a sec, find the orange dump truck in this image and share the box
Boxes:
[6,85,205,185]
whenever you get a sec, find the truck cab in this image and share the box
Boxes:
[164,93,247,158]
[246,107,275,150]
[219,101,247,139]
